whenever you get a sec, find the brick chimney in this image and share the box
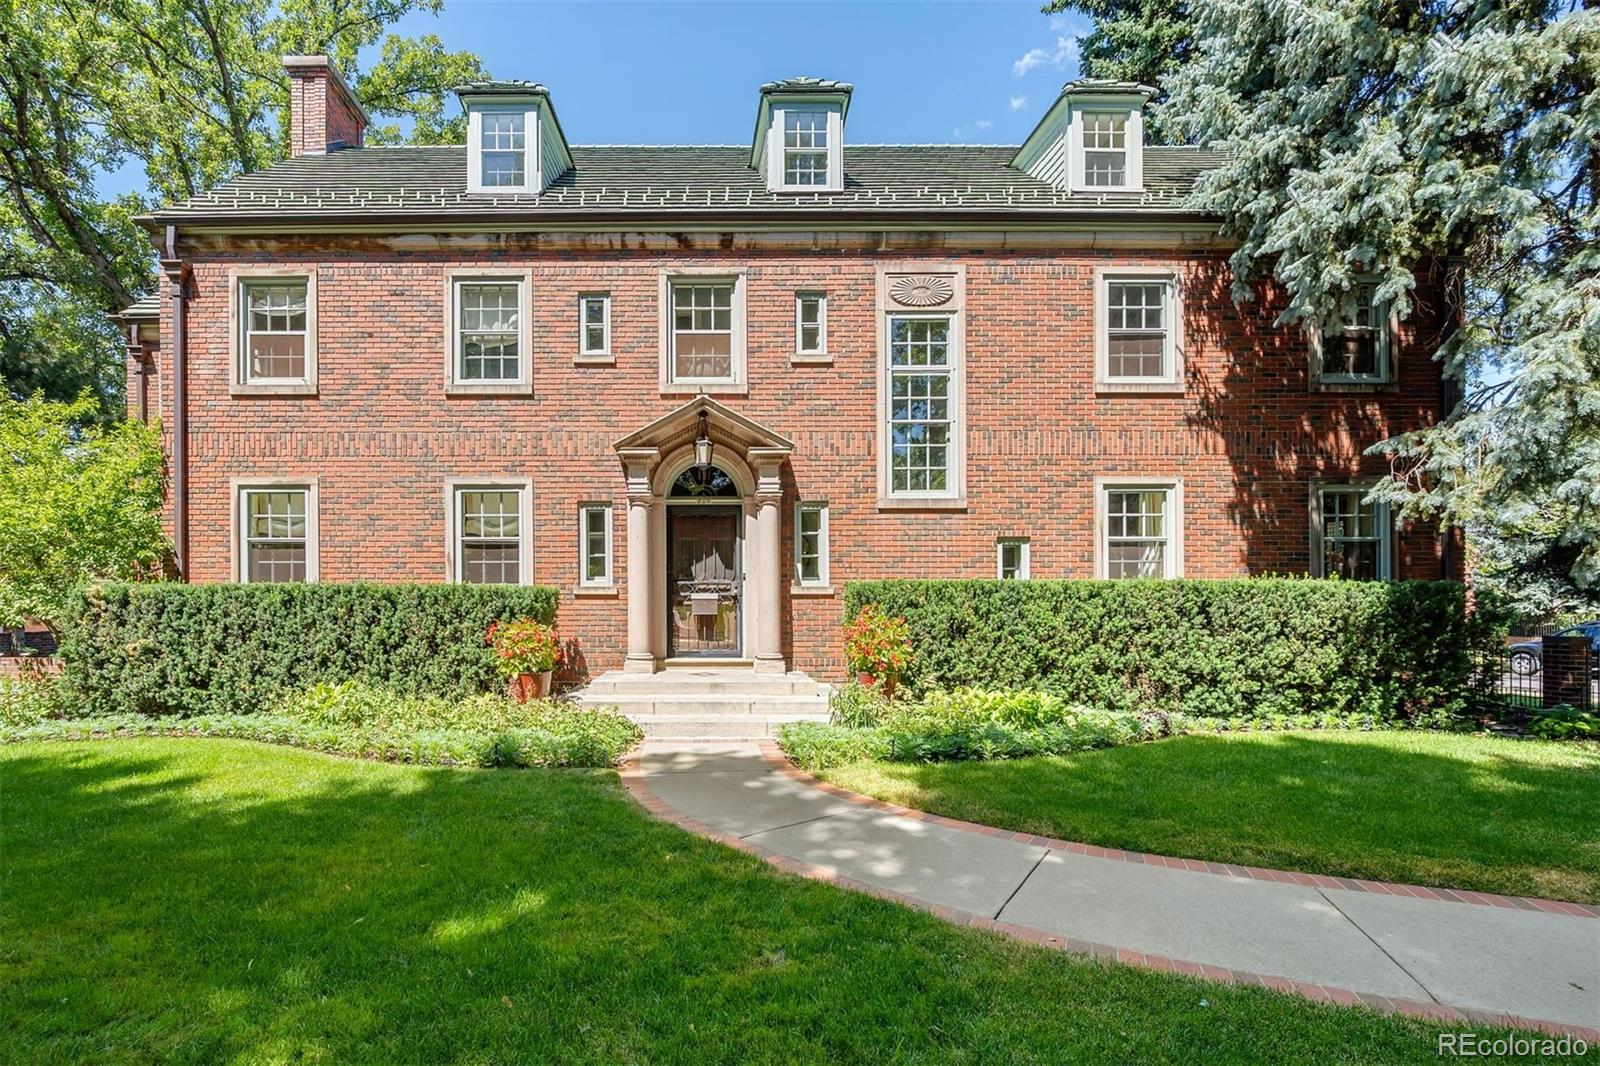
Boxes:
[283,55,368,157]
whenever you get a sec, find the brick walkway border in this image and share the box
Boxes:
[618,745,1600,1042]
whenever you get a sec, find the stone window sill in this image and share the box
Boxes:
[661,382,747,397]
[1095,380,1184,396]
[791,353,833,366]
[231,383,318,398]
[574,355,615,367]
[573,585,620,598]
[445,383,535,397]
[877,496,968,512]
[790,584,836,597]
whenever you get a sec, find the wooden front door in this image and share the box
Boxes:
[667,507,741,657]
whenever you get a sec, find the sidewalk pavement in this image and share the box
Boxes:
[624,742,1600,1037]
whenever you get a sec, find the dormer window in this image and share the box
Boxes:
[1081,112,1127,187]
[1011,80,1155,195]
[480,112,527,187]
[783,112,829,186]
[752,77,852,193]
[456,81,573,196]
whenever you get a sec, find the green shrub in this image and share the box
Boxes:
[1,702,643,769]
[282,680,599,734]
[828,681,894,727]
[1525,705,1600,741]
[0,669,69,728]
[844,578,1502,723]
[57,581,559,717]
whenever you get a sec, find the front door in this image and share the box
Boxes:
[667,507,741,657]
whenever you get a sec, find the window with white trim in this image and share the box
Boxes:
[241,280,308,383]
[888,315,954,495]
[1104,278,1174,380]
[1081,112,1128,187]
[670,280,735,382]
[783,111,829,186]
[580,294,610,357]
[1104,486,1173,578]
[480,111,527,188]
[795,502,829,587]
[241,487,309,582]
[455,487,524,584]
[454,279,522,382]
[796,292,826,356]
[1319,283,1390,382]
[579,503,612,587]
[997,538,1030,580]
[1317,486,1391,580]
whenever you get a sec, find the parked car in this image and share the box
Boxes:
[1509,622,1600,675]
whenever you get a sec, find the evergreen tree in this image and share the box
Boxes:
[1159,0,1598,614]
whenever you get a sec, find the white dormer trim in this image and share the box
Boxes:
[1066,100,1144,193]
[1012,83,1153,195]
[464,95,573,196]
[752,90,848,193]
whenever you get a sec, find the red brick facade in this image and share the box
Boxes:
[140,230,1456,681]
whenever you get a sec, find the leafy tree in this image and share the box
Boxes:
[1156,0,1598,615]
[0,0,487,418]
[0,394,168,629]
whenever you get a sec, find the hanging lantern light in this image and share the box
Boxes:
[693,409,714,479]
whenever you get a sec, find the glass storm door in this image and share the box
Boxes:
[668,507,742,657]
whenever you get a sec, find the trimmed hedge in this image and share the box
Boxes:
[844,578,1501,723]
[58,582,559,717]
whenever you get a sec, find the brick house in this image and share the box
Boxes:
[119,55,1458,699]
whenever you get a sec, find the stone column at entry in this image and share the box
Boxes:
[749,448,788,674]
[618,447,660,674]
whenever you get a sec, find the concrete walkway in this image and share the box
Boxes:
[625,743,1600,1037]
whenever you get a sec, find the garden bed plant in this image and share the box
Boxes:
[1,673,640,769]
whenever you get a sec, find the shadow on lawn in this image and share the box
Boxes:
[853,731,1600,902]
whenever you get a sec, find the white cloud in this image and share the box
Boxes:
[1012,35,1080,77]
[1009,95,1028,112]
[975,119,993,130]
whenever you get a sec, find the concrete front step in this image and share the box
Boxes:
[627,713,827,740]
[579,693,828,718]
[575,667,831,740]
[582,668,824,698]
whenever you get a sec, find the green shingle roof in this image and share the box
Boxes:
[145,144,1227,225]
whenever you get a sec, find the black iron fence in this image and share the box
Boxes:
[1471,636,1594,723]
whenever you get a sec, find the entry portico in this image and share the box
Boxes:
[614,396,794,674]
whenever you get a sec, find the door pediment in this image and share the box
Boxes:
[612,395,794,455]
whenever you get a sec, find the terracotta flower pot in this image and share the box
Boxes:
[508,670,553,703]
[856,670,897,700]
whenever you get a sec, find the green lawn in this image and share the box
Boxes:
[819,730,1600,904]
[0,739,1539,1064]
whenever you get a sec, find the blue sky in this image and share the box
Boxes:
[411,2,1088,146]
[99,2,1088,197]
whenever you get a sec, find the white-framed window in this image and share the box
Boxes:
[236,483,317,583]
[997,538,1030,580]
[887,315,956,496]
[1318,283,1392,383]
[445,271,531,393]
[796,292,826,357]
[1081,111,1128,187]
[448,483,530,585]
[1315,484,1392,580]
[795,502,829,587]
[783,111,830,186]
[579,293,610,358]
[664,276,744,388]
[479,111,527,188]
[1097,480,1182,579]
[1096,268,1182,390]
[236,276,315,389]
[579,503,612,587]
